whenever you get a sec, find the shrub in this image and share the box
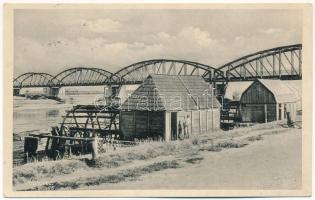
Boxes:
[191,137,199,145]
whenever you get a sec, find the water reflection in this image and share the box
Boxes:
[13,91,105,165]
[13,93,104,134]
[46,109,59,118]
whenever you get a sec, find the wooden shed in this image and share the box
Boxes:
[120,75,221,141]
[224,81,253,101]
[240,79,298,123]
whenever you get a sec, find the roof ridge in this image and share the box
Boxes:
[122,75,221,111]
[150,76,166,111]
[177,76,199,109]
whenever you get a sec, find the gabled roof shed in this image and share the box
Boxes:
[120,75,221,141]
[121,74,220,111]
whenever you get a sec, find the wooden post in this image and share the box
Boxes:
[133,111,136,136]
[276,104,279,121]
[293,103,296,122]
[264,104,268,123]
[199,111,201,134]
[213,109,216,129]
[24,137,38,163]
[286,112,293,127]
[211,86,214,130]
[147,111,150,138]
[298,49,302,77]
[206,110,208,132]
[190,111,193,136]
[164,112,171,141]
[91,136,99,160]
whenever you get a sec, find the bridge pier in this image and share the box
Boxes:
[110,85,120,97]
[13,88,20,96]
[102,85,121,105]
[47,87,60,97]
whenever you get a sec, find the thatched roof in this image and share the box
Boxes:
[121,75,220,111]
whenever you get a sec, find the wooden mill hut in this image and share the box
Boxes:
[120,75,221,141]
[224,81,253,101]
[240,79,298,123]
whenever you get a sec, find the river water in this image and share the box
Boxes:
[13,93,106,134]
[13,93,105,164]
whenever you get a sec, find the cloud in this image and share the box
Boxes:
[142,32,172,44]
[14,25,301,76]
[177,27,214,47]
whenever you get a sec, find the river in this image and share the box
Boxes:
[13,94,106,133]
[13,93,105,164]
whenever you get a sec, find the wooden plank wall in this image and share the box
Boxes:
[266,104,277,122]
[135,111,148,136]
[149,111,165,137]
[121,109,221,141]
[176,109,220,137]
[208,109,220,130]
[212,109,220,129]
[200,111,207,133]
[283,103,297,122]
[164,112,171,141]
[120,111,164,140]
[241,104,264,122]
[192,111,200,134]
[241,82,276,104]
[241,103,278,123]
[239,81,299,123]
[120,111,135,140]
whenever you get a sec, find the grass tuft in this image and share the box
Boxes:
[27,160,180,191]
[217,140,248,148]
[247,135,264,142]
[14,121,288,190]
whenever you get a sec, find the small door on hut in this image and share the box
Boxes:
[242,104,265,123]
[251,104,265,123]
[171,112,177,140]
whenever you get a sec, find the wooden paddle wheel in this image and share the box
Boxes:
[59,104,120,139]
[24,104,121,161]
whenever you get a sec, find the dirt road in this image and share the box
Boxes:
[89,128,301,190]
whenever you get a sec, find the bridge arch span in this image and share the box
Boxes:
[13,72,55,88]
[216,44,302,81]
[50,67,119,87]
[113,59,219,84]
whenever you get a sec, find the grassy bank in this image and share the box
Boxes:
[13,120,299,191]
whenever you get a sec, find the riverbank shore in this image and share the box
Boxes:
[13,121,301,191]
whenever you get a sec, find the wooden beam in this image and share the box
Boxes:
[29,134,94,141]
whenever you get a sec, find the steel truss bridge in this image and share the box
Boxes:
[14,44,302,90]
[215,44,302,82]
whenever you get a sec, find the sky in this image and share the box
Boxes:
[14,9,302,76]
